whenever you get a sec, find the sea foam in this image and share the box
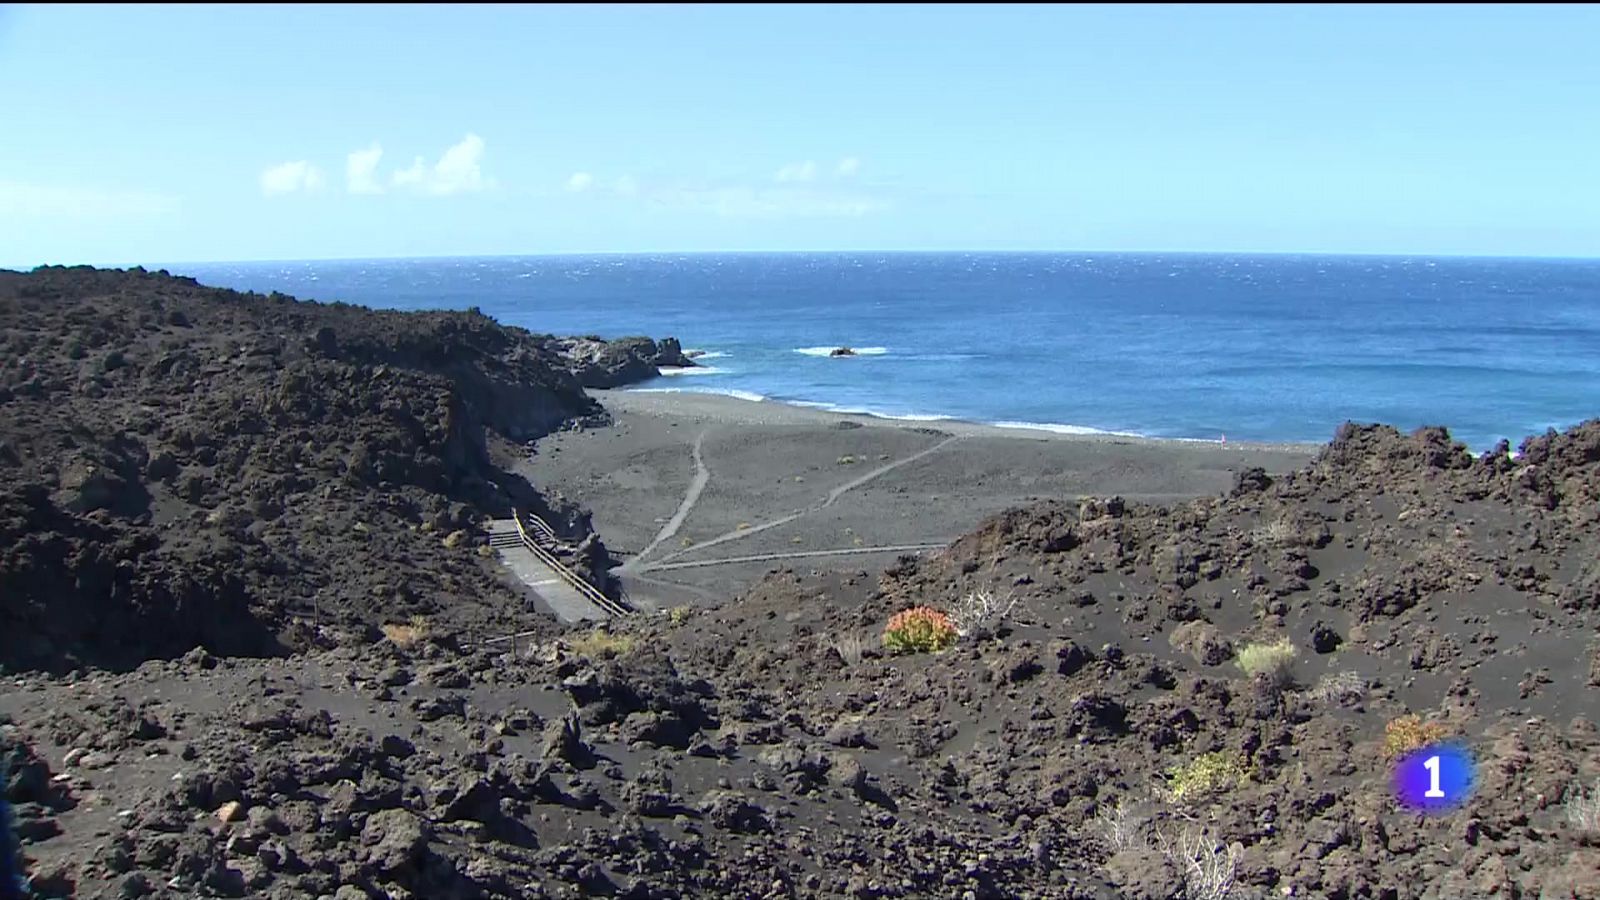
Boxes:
[787,398,955,422]
[630,387,767,403]
[990,420,1144,438]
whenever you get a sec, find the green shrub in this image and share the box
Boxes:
[1235,639,1296,686]
[1383,714,1452,759]
[1162,751,1251,804]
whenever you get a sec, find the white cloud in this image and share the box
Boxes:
[774,160,818,183]
[837,157,861,177]
[566,172,594,193]
[346,143,385,194]
[433,133,488,194]
[0,180,178,218]
[390,133,492,196]
[259,160,325,196]
[392,157,426,189]
[612,174,638,197]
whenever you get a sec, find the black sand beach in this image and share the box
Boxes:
[521,389,1320,609]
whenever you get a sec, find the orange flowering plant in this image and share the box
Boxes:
[882,605,959,654]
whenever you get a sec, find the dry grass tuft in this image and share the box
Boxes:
[950,588,1019,639]
[1155,827,1243,900]
[1095,800,1149,853]
[381,614,430,649]
[1304,670,1366,706]
[833,631,870,665]
[568,629,636,660]
[1565,777,1600,832]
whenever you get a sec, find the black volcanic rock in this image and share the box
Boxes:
[0,266,614,672]
[550,335,695,388]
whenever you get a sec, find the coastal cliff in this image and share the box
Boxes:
[0,266,684,672]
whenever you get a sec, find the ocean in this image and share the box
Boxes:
[175,252,1600,452]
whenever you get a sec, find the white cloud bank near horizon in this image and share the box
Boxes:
[392,133,490,196]
[346,143,385,194]
[774,160,817,183]
[260,134,493,197]
[259,160,325,196]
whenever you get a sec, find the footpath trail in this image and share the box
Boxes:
[642,543,947,572]
[620,428,711,573]
[641,433,966,572]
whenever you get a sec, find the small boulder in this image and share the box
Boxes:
[360,808,430,874]
[1169,621,1234,667]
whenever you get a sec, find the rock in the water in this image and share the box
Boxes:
[551,335,695,388]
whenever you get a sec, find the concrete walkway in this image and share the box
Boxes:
[488,519,611,624]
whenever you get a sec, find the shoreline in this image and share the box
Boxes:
[600,386,1327,454]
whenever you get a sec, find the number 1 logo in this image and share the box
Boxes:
[1395,744,1474,812]
[1423,754,1445,799]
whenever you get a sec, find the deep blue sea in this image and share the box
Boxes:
[175,253,1600,452]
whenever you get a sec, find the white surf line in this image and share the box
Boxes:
[643,434,966,569]
[620,428,712,572]
[644,543,947,572]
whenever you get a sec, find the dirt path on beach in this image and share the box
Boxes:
[623,428,713,571]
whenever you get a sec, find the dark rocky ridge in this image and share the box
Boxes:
[0,266,684,673]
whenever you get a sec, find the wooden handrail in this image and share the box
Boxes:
[525,513,557,540]
[512,511,630,618]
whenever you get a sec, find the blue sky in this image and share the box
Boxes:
[2,3,1598,265]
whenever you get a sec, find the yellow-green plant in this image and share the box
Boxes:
[1162,751,1251,804]
[882,606,958,654]
[1384,714,1452,759]
[668,606,692,627]
[1236,639,1296,686]
[569,629,636,660]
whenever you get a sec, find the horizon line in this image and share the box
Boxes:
[13,246,1600,270]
